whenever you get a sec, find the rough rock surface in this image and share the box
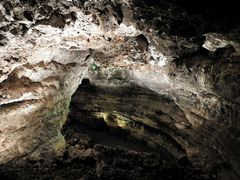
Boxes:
[0,0,240,179]
[0,119,216,180]
[0,0,94,163]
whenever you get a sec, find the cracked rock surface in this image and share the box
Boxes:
[0,0,240,179]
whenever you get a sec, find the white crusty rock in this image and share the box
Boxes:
[0,0,240,177]
[0,0,97,162]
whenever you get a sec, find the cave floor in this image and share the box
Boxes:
[0,115,217,180]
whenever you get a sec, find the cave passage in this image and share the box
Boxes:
[1,0,240,179]
[0,80,211,180]
[68,78,180,160]
[70,78,191,153]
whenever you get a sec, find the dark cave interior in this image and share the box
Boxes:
[0,0,240,179]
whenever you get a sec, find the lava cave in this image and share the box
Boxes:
[0,0,240,179]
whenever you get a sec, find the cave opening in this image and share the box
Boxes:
[67,78,180,158]
[59,77,207,179]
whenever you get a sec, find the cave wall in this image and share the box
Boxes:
[0,0,93,162]
[0,0,240,176]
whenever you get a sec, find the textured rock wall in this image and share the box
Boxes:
[0,0,93,162]
[76,0,240,175]
[0,0,240,177]
[0,0,150,163]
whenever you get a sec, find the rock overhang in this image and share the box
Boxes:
[0,0,240,178]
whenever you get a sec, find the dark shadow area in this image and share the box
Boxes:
[137,0,240,37]
[176,0,240,33]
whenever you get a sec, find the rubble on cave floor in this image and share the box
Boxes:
[0,117,216,180]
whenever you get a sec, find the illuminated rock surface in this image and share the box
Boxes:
[0,0,240,179]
